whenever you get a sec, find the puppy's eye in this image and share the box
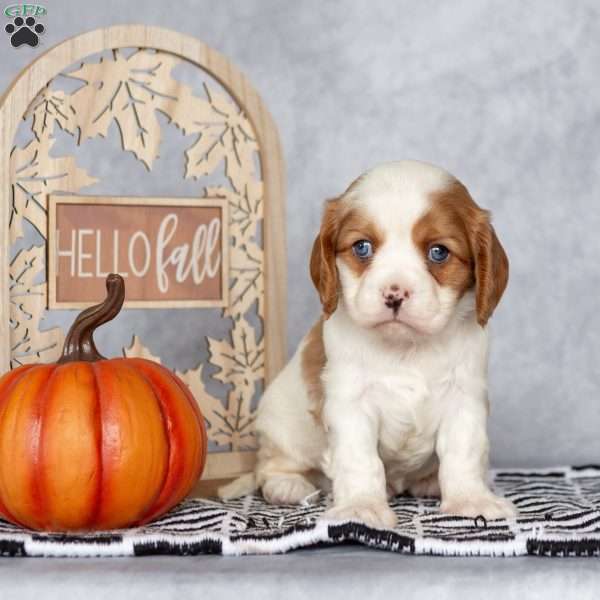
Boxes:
[352,239,374,259]
[428,244,450,264]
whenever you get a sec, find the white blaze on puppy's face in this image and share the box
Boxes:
[310,160,509,340]
[338,162,456,338]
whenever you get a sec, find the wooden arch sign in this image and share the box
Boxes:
[0,26,286,484]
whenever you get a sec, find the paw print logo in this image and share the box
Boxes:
[5,16,45,48]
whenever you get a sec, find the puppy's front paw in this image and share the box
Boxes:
[324,499,397,530]
[262,474,318,505]
[441,492,516,520]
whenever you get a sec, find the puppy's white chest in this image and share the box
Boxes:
[364,369,439,468]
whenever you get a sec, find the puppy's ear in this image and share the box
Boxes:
[469,211,509,326]
[310,199,342,318]
[445,180,509,326]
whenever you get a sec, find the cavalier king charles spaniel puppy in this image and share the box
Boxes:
[220,160,515,529]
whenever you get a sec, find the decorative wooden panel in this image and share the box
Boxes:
[0,26,287,484]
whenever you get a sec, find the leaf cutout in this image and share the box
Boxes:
[9,136,98,243]
[25,87,76,141]
[225,238,264,318]
[176,364,231,447]
[184,84,259,189]
[66,49,185,169]
[178,366,257,450]
[123,335,162,362]
[205,180,263,243]
[160,83,225,136]
[207,317,264,395]
[10,246,63,367]
[222,389,257,450]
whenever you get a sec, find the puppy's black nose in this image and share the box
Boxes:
[384,296,403,311]
[383,284,409,313]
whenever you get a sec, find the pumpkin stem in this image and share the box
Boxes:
[58,274,125,363]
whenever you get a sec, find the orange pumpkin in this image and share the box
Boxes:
[0,274,207,531]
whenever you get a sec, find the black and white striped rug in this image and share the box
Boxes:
[1,466,599,558]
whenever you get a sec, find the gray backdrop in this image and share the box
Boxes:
[1,0,599,468]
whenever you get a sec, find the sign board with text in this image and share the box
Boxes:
[48,196,229,309]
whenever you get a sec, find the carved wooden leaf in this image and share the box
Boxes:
[162,83,226,136]
[223,388,257,450]
[225,238,264,318]
[24,87,76,141]
[207,317,264,393]
[205,180,263,242]
[178,365,257,450]
[184,85,259,188]
[10,246,63,367]
[9,136,98,243]
[66,50,186,169]
[175,364,232,448]
[122,335,162,362]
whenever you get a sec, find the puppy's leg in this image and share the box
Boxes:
[322,387,397,530]
[385,463,407,498]
[256,438,318,505]
[436,395,516,519]
[252,333,328,505]
[408,471,441,498]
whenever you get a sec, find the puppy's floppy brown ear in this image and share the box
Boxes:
[310,199,342,318]
[470,212,509,326]
[446,180,509,326]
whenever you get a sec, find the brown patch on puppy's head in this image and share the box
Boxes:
[310,196,385,316]
[412,191,475,298]
[413,180,508,326]
[335,209,385,278]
